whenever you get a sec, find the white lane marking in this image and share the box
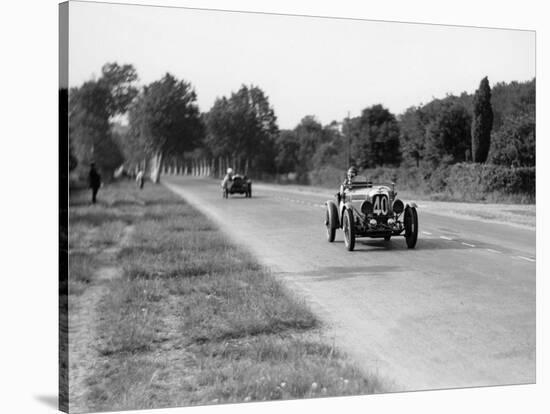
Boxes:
[422,231,432,235]
[461,242,476,247]
[516,256,536,262]
[486,248,502,254]
[440,236,453,241]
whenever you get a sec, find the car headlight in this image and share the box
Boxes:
[392,199,404,215]
[361,200,373,215]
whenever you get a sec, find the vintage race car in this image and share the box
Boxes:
[222,174,252,198]
[324,175,418,251]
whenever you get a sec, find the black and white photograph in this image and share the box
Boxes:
[3,0,548,413]
[57,1,539,412]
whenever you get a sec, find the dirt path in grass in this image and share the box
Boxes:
[68,225,135,413]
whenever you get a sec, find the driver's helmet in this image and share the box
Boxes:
[347,166,358,179]
[226,168,233,175]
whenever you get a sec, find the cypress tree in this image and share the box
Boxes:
[471,76,494,162]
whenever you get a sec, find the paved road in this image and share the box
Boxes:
[164,176,536,392]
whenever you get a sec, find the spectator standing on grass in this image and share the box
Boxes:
[136,169,144,189]
[89,162,101,204]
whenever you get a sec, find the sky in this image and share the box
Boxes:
[68,1,535,129]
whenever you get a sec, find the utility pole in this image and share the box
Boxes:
[347,111,351,168]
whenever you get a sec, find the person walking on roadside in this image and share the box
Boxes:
[89,162,102,204]
[136,169,144,189]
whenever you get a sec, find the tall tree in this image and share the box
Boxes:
[399,106,427,167]
[274,130,300,174]
[490,78,535,132]
[69,63,138,177]
[129,73,203,183]
[424,102,472,166]
[294,115,326,175]
[489,113,535,167]
[205,85,278,174]
[353,104,401,168]
[471,77,493,162]
[312,122,346,170]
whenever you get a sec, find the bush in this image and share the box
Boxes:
[308,166,346,187]
[304,163,534,203]
[446,163,535,198]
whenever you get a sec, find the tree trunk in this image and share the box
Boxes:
[150,152,163,184]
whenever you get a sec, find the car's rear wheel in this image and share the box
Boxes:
[325,201,338,242]
[404,206,418,248]
[343,208,356,251]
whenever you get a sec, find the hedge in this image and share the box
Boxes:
[307,163,535,203]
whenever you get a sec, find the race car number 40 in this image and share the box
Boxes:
[373,195,388,215]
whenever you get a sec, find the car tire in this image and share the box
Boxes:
[343,208,356,251]
[248,186,252,198]
[404,206,418,248]
[325,201,338,242]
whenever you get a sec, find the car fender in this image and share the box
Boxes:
[326,200,339,229]
[340,201,355,224]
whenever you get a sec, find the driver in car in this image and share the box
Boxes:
[337,166,358,203]
[222,167,234,188]
[343,166,358,187]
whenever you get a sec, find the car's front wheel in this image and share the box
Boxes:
[404,206,418,248]
[343,208,356,251]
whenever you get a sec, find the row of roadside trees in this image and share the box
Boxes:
[68,62,535,199]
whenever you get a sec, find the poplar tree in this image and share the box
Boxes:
[471,77,493,162]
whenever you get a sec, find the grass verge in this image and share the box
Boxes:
[69,180,381,412]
